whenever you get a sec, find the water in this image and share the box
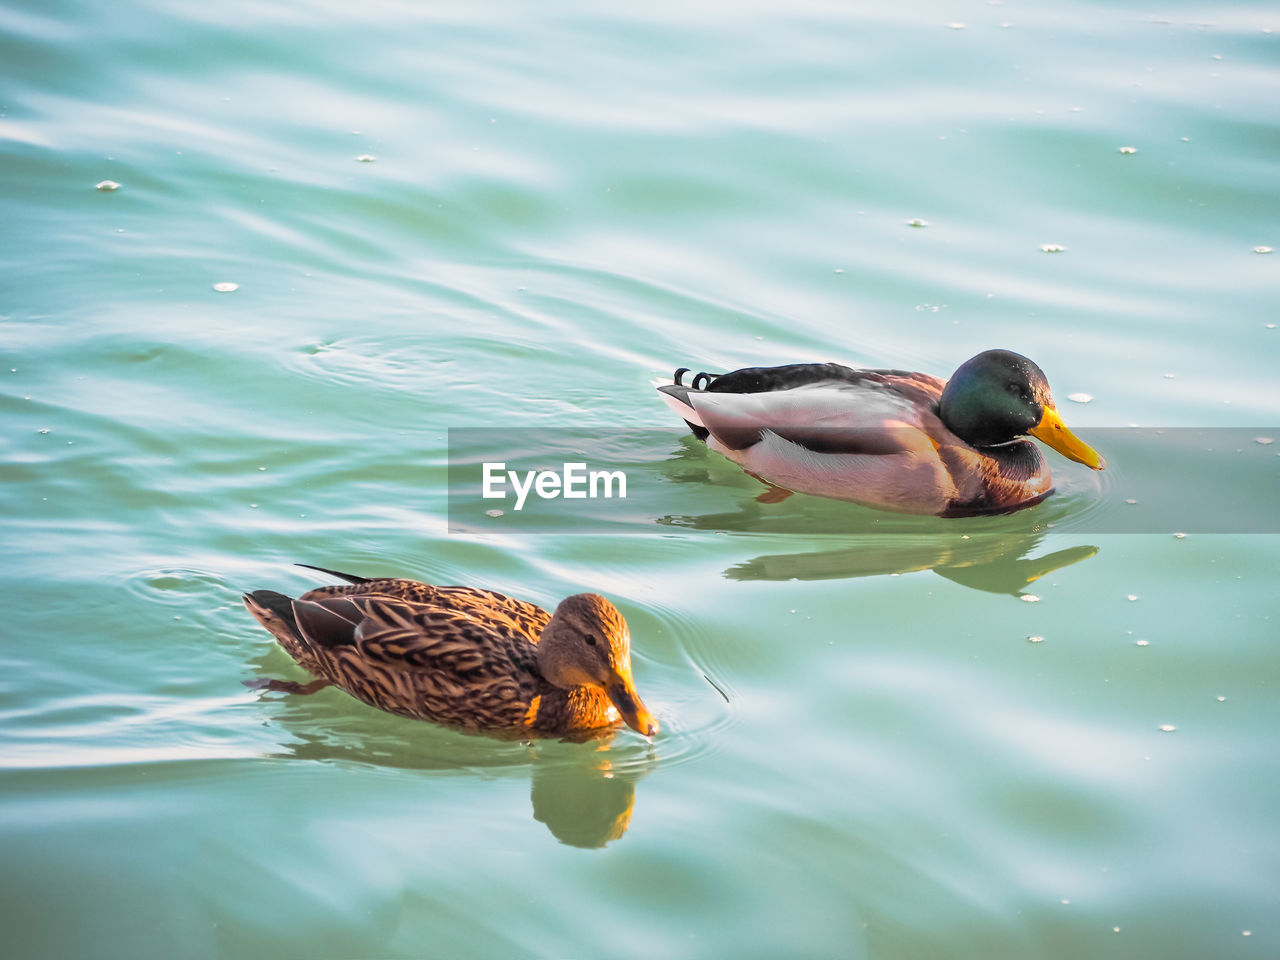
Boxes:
[3,1,1278,957]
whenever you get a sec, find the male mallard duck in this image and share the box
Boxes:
[243,565,658,739]
[657,349,1104,516]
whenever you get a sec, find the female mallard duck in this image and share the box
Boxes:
[243,565,658,739]
[657,349,1104,516]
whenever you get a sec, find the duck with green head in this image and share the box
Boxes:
[657,348,1105,515]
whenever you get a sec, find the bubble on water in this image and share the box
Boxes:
[1243,931,1252,937]
[249,503,258,508]
[1020,594,1040,603]
[95,180,121,191]
[1159,724,1176,732]
[1040,243,1066,253]
[1027,635,1045,643]
[907,218,928,228]
[213,282,239,293]
[1125,499,1138,505]
[1067,392,1093,403]
[1113,926,1121,933]
[1255,437,1274,445]
[1118,146,1138,154]
[1266,323,1276,329]
[1180,136,1191,142]
[1135,639,1150,647]
[356,154,377,162]
[1216,696,1226,702]
[38,428,50,435]
[1254,246,1273,254]
[1174,532,1187,539]
[485,509,504,518]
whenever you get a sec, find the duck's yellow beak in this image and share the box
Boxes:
[1029,404,1106,469]
[605,667,659,738]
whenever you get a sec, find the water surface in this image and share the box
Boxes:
[2,1,1278,957]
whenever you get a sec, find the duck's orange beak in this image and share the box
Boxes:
[1029,404,1106,470]
[605,667,659,738]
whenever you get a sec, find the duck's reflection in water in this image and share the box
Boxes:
[529,740,649,848]
[248,662,653,848]
[725,534,1098,597]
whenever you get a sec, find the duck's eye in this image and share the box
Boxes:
[584,634,597,646]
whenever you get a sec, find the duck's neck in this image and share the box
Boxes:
[530,684,617,735]
[979,438,1045,480]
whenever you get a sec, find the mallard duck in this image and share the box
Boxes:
[243,565,658,739]
[657,349,1104,516]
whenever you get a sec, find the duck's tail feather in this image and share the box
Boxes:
[243,589,301,642]
[294,563,370,584]
[656,383,710,441]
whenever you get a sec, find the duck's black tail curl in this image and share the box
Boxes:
[671,367,721,390]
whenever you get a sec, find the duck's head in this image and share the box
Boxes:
[539,593,659,737]
[938,349,1105,469]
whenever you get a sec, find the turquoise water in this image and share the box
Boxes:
[3,1,1278,957]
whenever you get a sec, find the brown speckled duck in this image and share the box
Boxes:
[657,349,1105,516]
[243,565,658,739]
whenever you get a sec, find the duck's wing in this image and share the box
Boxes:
[293,595,541,727]
[300,579,552,640]
[664,372,949,456]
